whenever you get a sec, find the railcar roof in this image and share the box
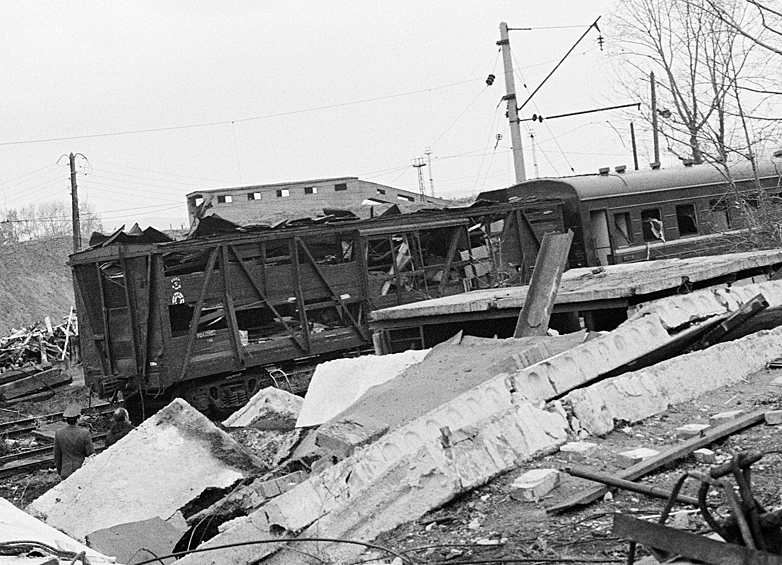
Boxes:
[518,159,782,200]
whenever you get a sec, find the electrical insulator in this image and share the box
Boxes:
[597,35,605,51]
[532,114,544,123]
[486,74,496,86]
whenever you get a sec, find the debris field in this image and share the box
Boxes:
[3,251,782,565]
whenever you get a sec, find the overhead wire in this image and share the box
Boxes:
[511,50,566,176]
[0,78,484,147]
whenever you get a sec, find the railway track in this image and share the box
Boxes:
[0,403,119,478]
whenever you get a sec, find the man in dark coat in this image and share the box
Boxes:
[53,404,95,479]
[106,407,134,447]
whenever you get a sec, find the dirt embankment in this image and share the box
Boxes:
[0,237,74,336]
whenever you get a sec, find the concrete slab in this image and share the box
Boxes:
[256,402,568,565]
[0,498,113,565]
[28,398,266,542]
[370,250,782,322]
[296,349,430,428]
[558,441,598,462]
[511,469,560,501]
[676,424,711,439]
[617,448,660,468]
[766,410,782,425]
[314,331,615,458]
[223,387,303,430]
[628,279,782,330]
[86,517,183,564]
[566,326,782,437]
[178,313,716,565]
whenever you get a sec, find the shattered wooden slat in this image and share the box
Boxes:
[547,410,767,513]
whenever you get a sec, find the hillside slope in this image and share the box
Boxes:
[0,237,74,336]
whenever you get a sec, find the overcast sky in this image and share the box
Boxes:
[1,1,666,232]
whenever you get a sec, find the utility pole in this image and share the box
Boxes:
[650,71,660,167]
[69,152,81,253]
[630,122,639,170]
[498,22,527,184]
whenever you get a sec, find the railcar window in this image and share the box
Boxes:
[613,213,633,247]
[675,204,698,236]
[708,199,731,231]
[641,209,664,242]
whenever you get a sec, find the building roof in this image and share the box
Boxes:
[186,177,360,198]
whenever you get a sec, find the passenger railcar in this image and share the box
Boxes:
[480,159,782,268]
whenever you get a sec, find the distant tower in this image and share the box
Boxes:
[413,157,427,200]
[424,147,435,197]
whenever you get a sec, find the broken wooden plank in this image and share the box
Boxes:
[0,368,69,401]
[613,514,782,565]
[548,410,767,513]
[514,230,574,338]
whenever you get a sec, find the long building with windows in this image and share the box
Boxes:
[186,177,447,227]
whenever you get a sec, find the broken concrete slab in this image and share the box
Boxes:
[766,410,782,425]
[558,441,598,461]
[511,469,560,501]
[28,398,266,542]
[315,327,638,458]
[616,448,660,468]
[186,402,568,565]
[314,338,555,457]
[223,387,303,430]
[675,424,711,439]
[296,349,430,428]
[627,279,782,331]
[566,326,782,437]
[86,516,184,564]
[0,497,113,564]
[181,314,705,564]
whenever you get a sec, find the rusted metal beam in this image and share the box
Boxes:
[514,229,574,337]
[563,466,702,506]
[613,514,782,565]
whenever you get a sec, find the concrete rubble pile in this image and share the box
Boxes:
[10,277,781,564]
[172,279,782,565]
[0,497,114,565]
[26,398,268,550]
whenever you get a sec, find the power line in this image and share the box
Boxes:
[0,78,484,147]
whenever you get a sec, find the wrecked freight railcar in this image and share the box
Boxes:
[69,199,564,420]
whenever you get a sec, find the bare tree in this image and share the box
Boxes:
[0,201,103,244]
[607,0,779,165]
